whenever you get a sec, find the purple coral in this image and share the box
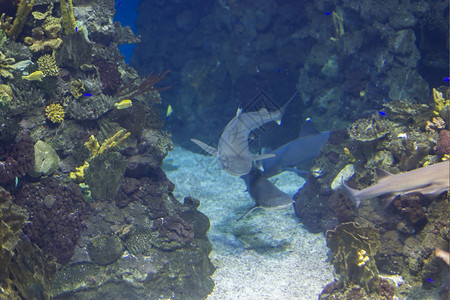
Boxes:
[435,130,450,156]
[0,131,34,184]
[15,177,89,264]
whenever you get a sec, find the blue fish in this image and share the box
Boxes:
[324,12,332,15]
[379,111,386,116]
[84,93,93,97]
[443,77,449,82]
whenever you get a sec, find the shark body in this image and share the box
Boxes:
[191,92,297,176]
[238,165,294,221]
[261,120,330,178]
[342,161,449,208]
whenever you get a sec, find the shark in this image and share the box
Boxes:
[191,91,298,176]
[342,161,450,208]
[260,119,330,178]
[238,165,294,221]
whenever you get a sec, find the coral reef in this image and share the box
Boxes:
[45,103,65,123]
[0,131,35,185]
[326,222,381,294]
[15,177,89,264]
[0,186,57,300]
[4,0,34,40]
[37,53,59,77]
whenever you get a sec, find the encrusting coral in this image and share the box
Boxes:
[45,103,65,123]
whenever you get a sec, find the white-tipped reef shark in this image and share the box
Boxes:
[260,119,330,178]
[238,164,294,221]
[191,92,298,176]
[342,161,449,208]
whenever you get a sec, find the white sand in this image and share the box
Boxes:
[164,146,334,299]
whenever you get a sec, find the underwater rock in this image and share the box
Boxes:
[29,140,60,177]
[84,151,127,202]
[15,177,89,264]
[87,234,124,265]
[325,222,381,294]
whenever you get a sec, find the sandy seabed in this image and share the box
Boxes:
[164,146,334,300]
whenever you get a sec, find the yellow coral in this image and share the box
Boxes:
[357,249,370,267]
[37,54,59,76]
[5,0,34,40]
[97,129,130,156]
[70,79,85,99]
[0,51,15,79]
[45,103,65,123]
[70,130,130,183]
[70,161,89,182]
[60,0,77,35]
[84,135,101,156]
[343,147,356,163]
[433,88,450,114]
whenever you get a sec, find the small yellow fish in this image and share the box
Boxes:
[114,99,132,109]
[166,104,173,118]
[22,70,44,81]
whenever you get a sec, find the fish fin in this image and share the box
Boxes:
[283,167,309,176]
[342,183,361,208]
[299,119,321,137]
[190,138,218,156]
[375,168,394,181]
[253,153,276,161]
[379,194,397,208]
[236,107,243,117]
[236,206,260,221]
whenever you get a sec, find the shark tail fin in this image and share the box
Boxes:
[342,183,361,208]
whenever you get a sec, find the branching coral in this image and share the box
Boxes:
[45,103,65,123]
[70,130,130,182]
[37,53,59,76]
[4,0,34,40]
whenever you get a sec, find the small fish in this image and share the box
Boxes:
[166,104,173,118]
[21,70,44,81]
[114,99,132,109]
[324,12,332,15]
[379,111,386,116]
[443,77,450,82]
[15,177,18,188]
[83,93,93,97]
[75,27,78,32]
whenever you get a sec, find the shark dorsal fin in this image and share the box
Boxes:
[253,153,276,162]
[375,168,394,181]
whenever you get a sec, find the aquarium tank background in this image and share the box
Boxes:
[0,0,448,299]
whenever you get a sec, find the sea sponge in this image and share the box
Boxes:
[45,103,65,123]
[37,54,59,76]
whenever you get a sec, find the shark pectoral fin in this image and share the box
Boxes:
[190,138,218,156]
[236,206,260,221]
[253,153,276,162]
